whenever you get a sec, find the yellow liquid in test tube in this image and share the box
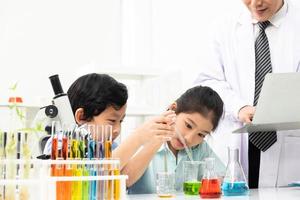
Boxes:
[72,165,82,200]
[158,194,174,198]
[113,169,121,200]
[82,165,89,200]
[70,140,79,159]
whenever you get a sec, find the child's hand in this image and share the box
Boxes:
[134,110,176,144]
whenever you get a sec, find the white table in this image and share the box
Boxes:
[126,187,300,199]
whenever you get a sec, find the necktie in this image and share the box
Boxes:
[249,21,277,152]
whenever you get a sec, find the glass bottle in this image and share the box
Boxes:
[200,157,221,198]
[222,147,249,196]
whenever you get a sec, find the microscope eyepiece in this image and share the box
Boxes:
[49,74,64,95]
[45,105,58,118]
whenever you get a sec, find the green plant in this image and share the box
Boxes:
[8,82,45,134]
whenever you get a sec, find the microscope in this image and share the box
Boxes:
[33,74,75,155]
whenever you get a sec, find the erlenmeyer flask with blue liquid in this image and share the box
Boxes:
[222,147,249,196]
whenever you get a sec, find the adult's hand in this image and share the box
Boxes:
[238,105,255,124]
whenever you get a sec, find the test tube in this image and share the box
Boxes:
[88,135,95,160]
[51,123,58,176]
[113,160,121,200]
[70,130,80,200]
[63,163,73,200]
[74,161,83,200]
[79,137,85,159]
[102,158,117,200]
[97,163,104,200]
[0,132,6,200]
[103,125,112,159]
[70,130,79,159]
[86,125,97,200]
[55,158,64,200]
[95,125,103,159]
[82,159,90,200]
[20,133,31,200]
[62,131,68,160]
[6,132,16,200]
[89,162,97,200]
[16,132,21,177]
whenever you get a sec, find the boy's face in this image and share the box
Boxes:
[88,104,127,141]
[169,112,213,151]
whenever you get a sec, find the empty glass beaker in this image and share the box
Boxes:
[222,147,249,196]
[183,161,203,195]
[156,171,175,198]
[199,157,221,198]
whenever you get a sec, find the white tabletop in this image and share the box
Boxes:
[126,187,300,200]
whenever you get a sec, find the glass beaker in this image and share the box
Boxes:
[199,157,221,198]
[156,171,175,198]
[222,147,249,196]
[183,161,203,195]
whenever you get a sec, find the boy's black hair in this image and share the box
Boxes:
[67,73,128,121]
[175,86,223,131]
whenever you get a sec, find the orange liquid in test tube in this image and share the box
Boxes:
[55,165,64,200]
[104,141,112,158]
[63,166,73,200]
[62,137,68,160]
[51,137,58,176]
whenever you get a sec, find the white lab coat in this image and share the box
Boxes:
[194,0,300,187]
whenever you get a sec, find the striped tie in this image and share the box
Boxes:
[249,21,277,152]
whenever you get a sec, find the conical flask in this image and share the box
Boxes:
[199,157,221,198]
[222,147,249,196]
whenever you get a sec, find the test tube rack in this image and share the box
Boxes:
[0,159,127,200]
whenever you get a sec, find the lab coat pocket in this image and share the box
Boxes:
[277,135,300,187]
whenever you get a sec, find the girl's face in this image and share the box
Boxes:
[169,112,213,151]
[86,104,127,141]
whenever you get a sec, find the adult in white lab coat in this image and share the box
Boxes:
[194,0,300,188]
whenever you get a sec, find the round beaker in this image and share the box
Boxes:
[156,171,175,198]
[183,161,203,195]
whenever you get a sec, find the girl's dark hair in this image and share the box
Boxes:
[175,86,223,131]
[67,73,128,121]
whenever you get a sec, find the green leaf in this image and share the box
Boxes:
[16,107,25,120]
[9,82,18,91]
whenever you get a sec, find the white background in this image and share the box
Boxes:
[0,0,243,103]
[0,0,243,157]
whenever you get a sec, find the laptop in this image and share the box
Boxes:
[233,72,300,133]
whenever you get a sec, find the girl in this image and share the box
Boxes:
[125,85,225,193]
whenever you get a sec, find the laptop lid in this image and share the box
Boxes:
[233,72,300,133]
